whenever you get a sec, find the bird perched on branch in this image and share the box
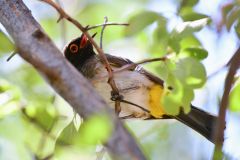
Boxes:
[64,33,218,143]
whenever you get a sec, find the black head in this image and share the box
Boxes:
[64,33,96,69]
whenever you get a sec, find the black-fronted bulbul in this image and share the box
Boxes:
[64,33,217,143]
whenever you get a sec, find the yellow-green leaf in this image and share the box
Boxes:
[56,121,78,146]
[174,57,206,88]
[180,7,208,21]
[229,84,240,112]
[76,114,113,146]
[180,47,208,60]
[125,11,162,36]
[169,18,209,52]
[226,7,240,31]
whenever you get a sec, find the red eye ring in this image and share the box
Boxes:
[70,44,78,53]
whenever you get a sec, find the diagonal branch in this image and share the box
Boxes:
[213,47,240,159]
[0,0,146,160]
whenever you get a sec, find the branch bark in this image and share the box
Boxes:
[213,47,240,159]
[0,0,146,160]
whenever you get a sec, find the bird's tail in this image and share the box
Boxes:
[174,105,218,143]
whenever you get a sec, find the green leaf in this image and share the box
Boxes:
[180,47,208,60]
[0,79,21,118]
[221,3,234,22]
[0,31,14,54]
[168,38,181,53]
[162,74,183,115]
[149,42,169,57]
[174,57,206,88]
[56,114,113,149]
[0,79,12,93]
[180,35,201,49]
[235,19,240,38]
[180,7,208,21]
[154,62,169,81]
[0,79,21,100]
[171,18,209,39]
[180,0,199,7]
[181,87,194,114]
[8,65,54,114]
[162,73,194,115]
[153,18,168,41]
[229,84,240,112]
[26,106,57,131]
[226,7,240,31]
[76,114,112,146]
[169,18,209,52]
[56,121,78,146]
[162,93,182,115]
[150,20,169,56]
[125,11,162,36]
[0,102,21,118]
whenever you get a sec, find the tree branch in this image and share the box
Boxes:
[213,47,240,159]
[0,0,146,160]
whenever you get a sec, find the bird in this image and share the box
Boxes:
[64,33,218,143]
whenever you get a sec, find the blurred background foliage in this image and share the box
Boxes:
[0,0,240,159]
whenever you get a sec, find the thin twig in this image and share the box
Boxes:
[55,0,66,48]
[6,51,17,61]
[120,99,150,113]
[114,57,168,74]
[100,17,108,49]
[213,47,240,159]
[87,22,129,30]
[40,0,120,110]
[120,114,135,119]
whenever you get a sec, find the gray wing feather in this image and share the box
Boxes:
[105,54,164,86]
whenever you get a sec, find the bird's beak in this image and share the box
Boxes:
[80,34,88,48]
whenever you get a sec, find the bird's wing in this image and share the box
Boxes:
[105,54,164,86]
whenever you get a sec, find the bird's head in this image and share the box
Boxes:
[64,33,96,68]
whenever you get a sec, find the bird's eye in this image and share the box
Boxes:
[70,44,78,53]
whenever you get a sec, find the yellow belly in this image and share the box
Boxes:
[148,85,165,118]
